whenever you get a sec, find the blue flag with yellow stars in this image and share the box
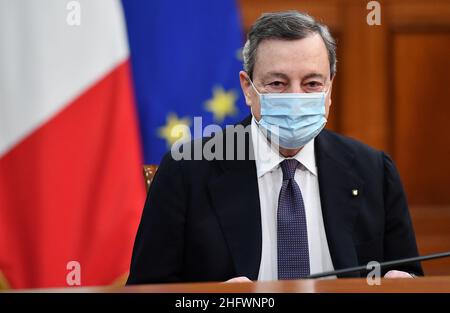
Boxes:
[122,0,247,164]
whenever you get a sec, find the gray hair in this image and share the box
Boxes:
[243,11,337,79]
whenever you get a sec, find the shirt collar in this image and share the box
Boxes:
[251,117,318,178]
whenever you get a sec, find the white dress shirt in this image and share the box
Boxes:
[251,118,335,280]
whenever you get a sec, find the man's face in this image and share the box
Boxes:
[239,33,333,121]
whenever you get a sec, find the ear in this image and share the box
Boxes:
[239,71,252,107]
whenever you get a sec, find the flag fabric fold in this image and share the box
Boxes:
[0,0,145,288]
[122,0,247,164]
[0,0,245,288]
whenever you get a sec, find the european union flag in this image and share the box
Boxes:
[122,0,247,164]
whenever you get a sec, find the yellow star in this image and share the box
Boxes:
[236,47,243,62]
[204,86,239,123]
[157,113,192,148]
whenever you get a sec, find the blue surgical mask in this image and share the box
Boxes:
[249,79,329,149]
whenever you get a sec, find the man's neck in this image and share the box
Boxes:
[279,146,303,158]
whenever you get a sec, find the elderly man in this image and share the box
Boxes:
[127,11,422,284]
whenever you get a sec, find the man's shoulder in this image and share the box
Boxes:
[318,129,382,157]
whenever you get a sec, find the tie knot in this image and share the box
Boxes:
[281,159,299,180]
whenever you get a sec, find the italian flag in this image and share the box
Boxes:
[0,0,145,288]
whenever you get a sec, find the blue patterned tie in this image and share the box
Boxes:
[277,159,310,279]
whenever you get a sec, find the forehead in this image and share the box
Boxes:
[253,34,330,79]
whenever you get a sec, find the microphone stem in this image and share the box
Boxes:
[307,251,450,279]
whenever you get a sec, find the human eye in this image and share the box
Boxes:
[268,81,285,88]
[303,81,324,92]
[265,81,286,92]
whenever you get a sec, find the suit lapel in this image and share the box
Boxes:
[208,162,262,280]
[207,117,262,280]
[206,120,364,280]
[315,131,364,277]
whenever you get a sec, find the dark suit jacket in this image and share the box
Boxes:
[127,116,422,284]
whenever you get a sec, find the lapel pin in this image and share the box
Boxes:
[352,189,359,197]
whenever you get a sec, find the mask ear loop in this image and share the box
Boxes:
[247,77,262,96]
[322,86,331,123]
[323,80,334,96]
[246,77,263,120]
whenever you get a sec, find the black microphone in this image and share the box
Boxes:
[306,251,450,279]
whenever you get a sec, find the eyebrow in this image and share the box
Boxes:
[261,72,289,81]
[260,72,327,81]
[303,73,327,81]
